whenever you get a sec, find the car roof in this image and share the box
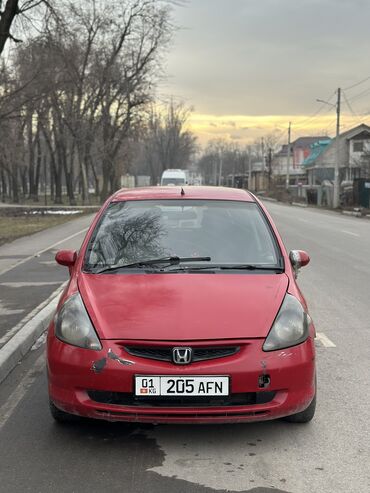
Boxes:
[112,186,255,202]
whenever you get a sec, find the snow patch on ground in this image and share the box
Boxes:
[26,210,82,215]
[31,332,47,351]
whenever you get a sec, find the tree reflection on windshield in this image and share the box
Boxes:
[89,209,167,267]
[85,199,280,270]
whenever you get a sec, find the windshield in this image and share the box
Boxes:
[161,178,186,185]
[84,200,281,271]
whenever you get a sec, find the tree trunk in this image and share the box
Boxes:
[21,167,28,197]
[53,140,64,204]
[80,159,89,204]
[1,169,7,201]
[11,166,19,203]
[50,159,55,202]
[63,149,76,206]
[0,0,19,56]
[64,140,76,205]
[34,130,42,202]
[54,171,62,204]
[89,156,100,197]
[100,157,111,201]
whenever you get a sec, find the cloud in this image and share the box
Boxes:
[161,0,370,117]
[186,112,369,147]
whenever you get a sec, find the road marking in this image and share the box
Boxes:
[0,227,89,277]
[35,227,89,256]
[341,230,360,237]
[0,353,44,432]
[0,283,66,346]
[316,332,336,347]
[0,281,61,288]
[0,301,24,316]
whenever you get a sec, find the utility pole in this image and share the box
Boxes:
[232,149,237,188]
[286,122,291,190]
[218,151,223,186]
[316,88,341,207]
[248,146,252,191]
[333,88,341,208]
[213,156,217,185]
[268,147,272,190]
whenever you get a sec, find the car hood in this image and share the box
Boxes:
[78,273,289,341]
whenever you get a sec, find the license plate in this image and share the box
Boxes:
[135,375,229,397]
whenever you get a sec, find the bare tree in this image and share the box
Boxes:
[198,139,249,186]
[43,0,172,201]
[263,133,282,188]
[0,0,54,56]
[143,100,197,183]
[0,0,174,203]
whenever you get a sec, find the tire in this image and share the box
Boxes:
[49,400,79,423]
[283,392,316,423]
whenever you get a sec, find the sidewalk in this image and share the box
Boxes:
[260,195,370,219]
[0,212,95,274]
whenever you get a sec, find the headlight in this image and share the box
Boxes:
[54,293,102,350]
[263,294,310,351]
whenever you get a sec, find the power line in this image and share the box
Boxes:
[347,85,370,103]
[321,117,337,136]
[344,76,370,92]
[293,106,326,129]
[342,90,363,125]
[292,91,337,130]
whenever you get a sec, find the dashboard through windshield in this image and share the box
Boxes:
[84,199,282,272]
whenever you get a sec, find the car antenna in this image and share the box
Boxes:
[181,187,185,196]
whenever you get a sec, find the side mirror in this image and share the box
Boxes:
[289,250,310,276]
[55,250,77,272]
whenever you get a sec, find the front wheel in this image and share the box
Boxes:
[283,392,316,423]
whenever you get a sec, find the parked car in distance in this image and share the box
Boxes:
[160,169,188,186]
[47,186,316,425]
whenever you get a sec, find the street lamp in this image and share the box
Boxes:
[316,99,336,107]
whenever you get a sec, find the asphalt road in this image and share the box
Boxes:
[0,214,95,348]
[0,202,369,493]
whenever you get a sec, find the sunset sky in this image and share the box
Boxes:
[160,0,370,147]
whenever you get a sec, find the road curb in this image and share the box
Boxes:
[0,287,64,384]
[291,202,308,208]
[258,196,278,202]
[342,210,362,217]
[260,196,370,218]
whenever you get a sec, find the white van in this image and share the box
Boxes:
[160,169,187,186]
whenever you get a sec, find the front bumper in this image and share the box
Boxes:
[47,328,316,424]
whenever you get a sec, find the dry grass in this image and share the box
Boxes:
[17,195,102,207]
[0,214,85,246]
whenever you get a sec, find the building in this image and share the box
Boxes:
[303,124,370,186]
[272,136,329,184]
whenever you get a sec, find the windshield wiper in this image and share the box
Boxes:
[217,264,284,272]
[165,264,284,273]
[168,264,283,272]
[92,256,211,274]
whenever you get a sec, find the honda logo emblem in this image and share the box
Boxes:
[172,347,193,365]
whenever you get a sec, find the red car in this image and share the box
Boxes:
[47,186,316,424]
